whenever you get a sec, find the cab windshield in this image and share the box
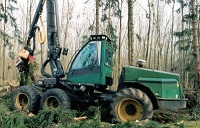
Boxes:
[71,41,101,70]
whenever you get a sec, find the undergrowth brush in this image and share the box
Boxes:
[1,92,200,128]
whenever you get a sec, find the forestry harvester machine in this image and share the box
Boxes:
[13,0,187,122]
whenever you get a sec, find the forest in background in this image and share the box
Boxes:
[0,0,199,90]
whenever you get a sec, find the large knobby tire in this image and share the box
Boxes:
[12,86,40,113]
[110,88,153,122]
[40,88,70,109]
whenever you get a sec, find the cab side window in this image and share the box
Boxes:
[105,49,112,67]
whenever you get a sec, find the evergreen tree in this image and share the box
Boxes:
[173,0,200,89]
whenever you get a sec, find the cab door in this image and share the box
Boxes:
[67,41,102,85]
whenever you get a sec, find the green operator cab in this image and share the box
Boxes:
[67,35,116,88]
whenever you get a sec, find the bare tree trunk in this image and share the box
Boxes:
[29,0,32,25]
[191,0,200,91]
[180,2,185,87]
[146,0,151,64]
[118,0,123,75]
[61,1,73,70]
[115,0,124,88]
[96,0,99,34]
[171,0,175,70]
[2,0,7,86]
[149,27,154,68]
[0,0,1,18]
[12,38,17,81]
[164,19,170,71]
[0,1,1,82]
[25,0,28,42]
[0,0,3,83]
[40,3,44,67]
[149,0,156,68]
[156,0,161,70]
[128,0,134,65]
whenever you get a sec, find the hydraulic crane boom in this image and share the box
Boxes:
[41,0,64,78]
[17,0,65,78]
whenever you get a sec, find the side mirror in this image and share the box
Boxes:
[62,48,68,56]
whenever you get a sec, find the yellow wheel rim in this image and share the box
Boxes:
[45,96,60,108]
[117,98,143,121]
[15,93,29,109]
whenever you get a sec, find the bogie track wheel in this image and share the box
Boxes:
[13,86,40,113]
[40,88,70,109]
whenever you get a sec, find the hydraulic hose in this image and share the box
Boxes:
[41,59,52,78]
[37,15,47,44]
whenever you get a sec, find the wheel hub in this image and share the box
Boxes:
[117,99,143,121]
[16,93,29,109]
[45,96,59,108]
[125,103,137,116]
